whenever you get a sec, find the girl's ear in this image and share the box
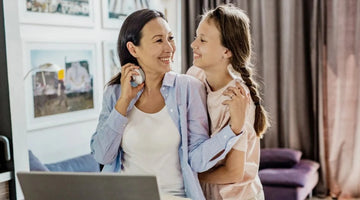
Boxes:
[126,41,138,57]
[224,49,233,59]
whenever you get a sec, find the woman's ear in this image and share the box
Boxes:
[126,41,138,57]
[224,49,233,59]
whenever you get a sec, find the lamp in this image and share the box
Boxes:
[23,63,63,80]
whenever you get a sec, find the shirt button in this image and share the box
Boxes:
[162,87,165,91]
[224,135,228,139]
[170,109,173,112]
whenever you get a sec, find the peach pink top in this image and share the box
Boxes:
[187,65,263,200]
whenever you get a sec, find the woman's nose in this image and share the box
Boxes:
[164,40,174,52]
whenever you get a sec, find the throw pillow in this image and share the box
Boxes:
[260,148,302,169]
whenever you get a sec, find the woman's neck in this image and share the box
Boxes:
[136,69,166,113]
[204,64,233,91]
[142,71,165,95]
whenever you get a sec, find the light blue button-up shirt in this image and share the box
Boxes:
[90,71,241,200]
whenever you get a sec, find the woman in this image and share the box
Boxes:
[90,9,246,200]
[187,5,270,200]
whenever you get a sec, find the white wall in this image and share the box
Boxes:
[3,0,180,199]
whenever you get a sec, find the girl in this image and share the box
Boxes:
[187,5,270,200]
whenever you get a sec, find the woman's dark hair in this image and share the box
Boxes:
[107,9,166,86]
[203,5,270,137]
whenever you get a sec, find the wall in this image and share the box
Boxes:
[3,0,180,199]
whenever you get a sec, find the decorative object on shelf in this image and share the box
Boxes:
[19,0,95,27]
[23,41,100,130]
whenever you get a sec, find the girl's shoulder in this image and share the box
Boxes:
[174,71,205,88]
[186,66,206,82]
[228,77,251,97]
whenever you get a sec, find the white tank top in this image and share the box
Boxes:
[121,105,185,197]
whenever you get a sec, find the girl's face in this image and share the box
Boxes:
[130,17,175,74]
[191,19,230,70]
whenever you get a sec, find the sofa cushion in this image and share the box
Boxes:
[260,148,302,169]
[259,159,320,187]
[45,154,100,172]
[28,150,49,171]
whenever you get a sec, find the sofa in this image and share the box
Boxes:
[28,149,319,200]
[28,150,100,172]
[259,148,320,200]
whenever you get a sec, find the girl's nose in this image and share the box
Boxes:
[191,40,197,49]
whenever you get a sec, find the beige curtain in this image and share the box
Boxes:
[322,0,360,198]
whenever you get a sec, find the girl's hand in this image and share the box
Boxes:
[222,81,250,135]
[115,63,144,115]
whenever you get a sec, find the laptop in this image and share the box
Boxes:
[17,171,161,200]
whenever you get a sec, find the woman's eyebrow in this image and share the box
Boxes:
[152,34,163,39]
[151,32,173,39]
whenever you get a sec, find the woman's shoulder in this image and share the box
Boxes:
[103,83,121,100]
[104,83,121,92]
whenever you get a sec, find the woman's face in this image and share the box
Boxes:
[133,17,175,74]
[191,19,229,70]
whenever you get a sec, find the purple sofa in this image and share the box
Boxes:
[259,148,319,200]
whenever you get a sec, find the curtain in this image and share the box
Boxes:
[322,0,360,198]
[311,0,328,196]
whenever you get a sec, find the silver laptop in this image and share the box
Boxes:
[17,171,160,200]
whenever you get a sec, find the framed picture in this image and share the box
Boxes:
[23,41,100,130]
[19,0,94,27]
[102,41,120,86]
[102,0,163,29]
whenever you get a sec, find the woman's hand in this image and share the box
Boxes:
[115,63,144,115]
[222,81,250,135]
